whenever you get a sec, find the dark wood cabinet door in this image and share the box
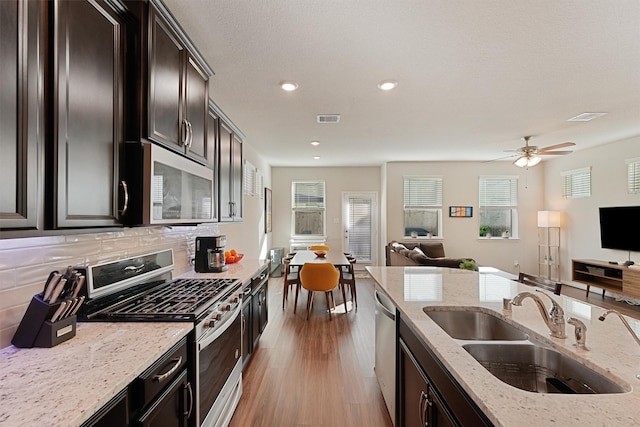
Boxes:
[137,370,190,427]
[148,7,184,150]
[52,0,125,228]
[207,106,219,221]
[184,56,210,164]
[218,121,233,222]
[231,134,244,221]
[258,281,268,334]
[0,0,44,231]
[242,299,252,368]
[399,341,430,427]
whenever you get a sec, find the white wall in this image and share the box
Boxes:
[271,167,382,261]
[218,142,272,260]
[543,135,640,282]
[384,161,543,274]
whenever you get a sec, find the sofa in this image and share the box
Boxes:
[385,241,474,269]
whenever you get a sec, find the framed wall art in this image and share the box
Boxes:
[449,206,473,217]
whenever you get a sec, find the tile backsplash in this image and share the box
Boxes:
[0,225,217,349]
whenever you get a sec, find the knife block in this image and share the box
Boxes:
[11,294,77,348]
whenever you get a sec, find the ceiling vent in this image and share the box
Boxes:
[567,112,607,122]
[317,114,340,124]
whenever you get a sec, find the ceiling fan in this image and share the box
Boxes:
[506,136,575,167]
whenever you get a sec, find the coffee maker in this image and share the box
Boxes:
[195,235,228,272]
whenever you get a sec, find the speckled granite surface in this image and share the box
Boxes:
[0,322,191,427]
[0,259,268,427]
[367,266,640,427]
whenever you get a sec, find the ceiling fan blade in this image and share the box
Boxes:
[484,154,518,163]
[537,141,576,152]
[538,150,573,155]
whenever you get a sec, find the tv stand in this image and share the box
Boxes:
[572,259,640,299]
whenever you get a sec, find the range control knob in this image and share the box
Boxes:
[220,303,231,312]
[206,319,216,328]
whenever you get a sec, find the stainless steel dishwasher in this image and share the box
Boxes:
[374,285,396,424]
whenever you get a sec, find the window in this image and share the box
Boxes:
[561,167,591,198]
[403,176,442,238]
[291,181,326,237]
[627,157,640,194]
[479,176,518,238]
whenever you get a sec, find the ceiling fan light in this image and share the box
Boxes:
[514,156,529,167]
[528,155,541,167]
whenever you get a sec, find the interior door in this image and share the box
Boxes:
[342,192,377,264]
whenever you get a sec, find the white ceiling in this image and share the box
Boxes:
[163,0,640,167]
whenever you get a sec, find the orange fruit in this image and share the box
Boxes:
[230,249,237,256]
[224,251,231,257]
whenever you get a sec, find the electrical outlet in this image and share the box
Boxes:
[513,260,519,267]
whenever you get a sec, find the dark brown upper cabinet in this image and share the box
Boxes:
[215,103,243,223]
[146,0,213,166]
[48,0,128,228]
[0,0,45,233]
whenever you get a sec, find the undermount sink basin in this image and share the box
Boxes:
[423,308,529,341]
[462,343,629,394]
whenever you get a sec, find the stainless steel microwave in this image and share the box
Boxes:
[123,142,215,225]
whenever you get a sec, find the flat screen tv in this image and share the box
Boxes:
[599,206,640,252]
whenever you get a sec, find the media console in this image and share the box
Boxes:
[572,259,640,298]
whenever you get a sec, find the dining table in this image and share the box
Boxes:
[289,250,350,268]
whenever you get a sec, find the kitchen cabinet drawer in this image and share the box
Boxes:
[131,337,188,411]
[136,370,191,427]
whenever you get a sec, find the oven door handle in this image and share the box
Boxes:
[198,305,241,349]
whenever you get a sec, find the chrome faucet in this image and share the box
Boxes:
[511,290,566,338]
[568,317,588,349]
[599,310,640,347]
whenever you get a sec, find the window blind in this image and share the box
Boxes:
[627,157,640,194]
[243,161,255,196]
[561,167,591,198]
[347,196,372,259]
[292,181,325,208]
[479,176,518,207]
[403,176,442,207]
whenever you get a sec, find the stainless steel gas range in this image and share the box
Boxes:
[76,249,243,427]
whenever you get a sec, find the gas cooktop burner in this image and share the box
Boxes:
[91,278,239,321]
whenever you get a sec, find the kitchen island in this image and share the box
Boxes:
[367,266,640,426]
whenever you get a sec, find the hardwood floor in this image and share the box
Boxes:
[562,284,640,319]
[229,276,393,427]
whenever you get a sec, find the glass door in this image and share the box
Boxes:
[342,192,377,264]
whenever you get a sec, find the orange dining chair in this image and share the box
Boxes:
[308,245,330,251]
[299,262,341,320]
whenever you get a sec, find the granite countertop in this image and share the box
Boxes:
[366,266,640,426]
[178,258,269,285]
[0,259,269,427]
[0,322,192,427]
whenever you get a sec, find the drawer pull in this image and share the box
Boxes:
[153,356,182,383]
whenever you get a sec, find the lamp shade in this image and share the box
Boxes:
[537,211,561,228]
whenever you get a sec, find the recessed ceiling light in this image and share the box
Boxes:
[377,80,398,91]
[567,112,607,122]
[313,155,321,160]
[310,141,320,146]
[279,81,299,91]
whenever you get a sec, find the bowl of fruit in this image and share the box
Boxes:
[224,249,244,264]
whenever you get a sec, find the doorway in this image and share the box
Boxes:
[342,192,378,265]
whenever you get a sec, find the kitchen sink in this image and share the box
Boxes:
[462,343,629,394]
[423,308,529,341]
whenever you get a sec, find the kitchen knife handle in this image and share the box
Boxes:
[49,278,67,304]
[153,356,182,383]
[50,301,67,323]
[119,180,129,215]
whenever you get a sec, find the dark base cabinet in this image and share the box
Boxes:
[398,316,493,427]
[242,265,269,369]
[80,388,129,427]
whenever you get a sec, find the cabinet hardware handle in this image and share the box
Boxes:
[186,120,193,148]
[119,181,129,215]
[184,381,193,418]
[181,119,189,146]
[153,356,182,383]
